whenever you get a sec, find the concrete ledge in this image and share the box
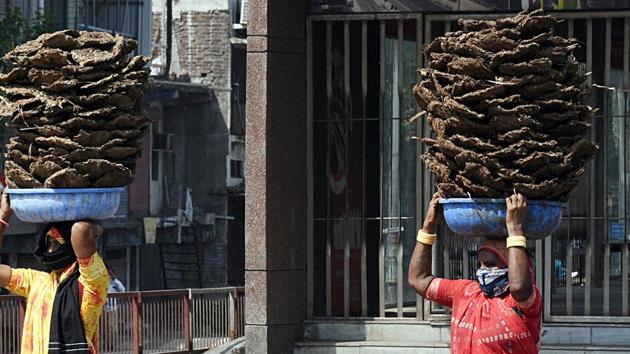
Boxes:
[295,341,630,354]
[302,319,630,347]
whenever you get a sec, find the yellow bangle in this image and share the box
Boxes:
[416,230,437,245]
[506,235,527,248]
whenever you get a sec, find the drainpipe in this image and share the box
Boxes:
[164,0,172,78]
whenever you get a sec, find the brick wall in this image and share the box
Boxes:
[176,10,230,88]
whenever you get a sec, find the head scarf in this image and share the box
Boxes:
[33,222,76,272]
[478,238,509,266]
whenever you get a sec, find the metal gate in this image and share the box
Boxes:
[306,10,630,322]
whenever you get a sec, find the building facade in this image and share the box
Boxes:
[0,0,246,291]
[244,1,630,353]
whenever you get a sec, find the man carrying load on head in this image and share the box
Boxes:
[0,190,110,354]
[408,193,542,354]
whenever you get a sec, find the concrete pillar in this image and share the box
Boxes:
[244,0,307,353]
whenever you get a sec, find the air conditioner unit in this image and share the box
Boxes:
[240,0,248,25]
[153,133,174,151]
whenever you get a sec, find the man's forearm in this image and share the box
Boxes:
[408,222,436,297]
[508,245,533,302]
[408,242,434,297]
[71,222,98,259]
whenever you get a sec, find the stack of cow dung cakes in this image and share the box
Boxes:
[0,30,151,189]
[413,10,599,202]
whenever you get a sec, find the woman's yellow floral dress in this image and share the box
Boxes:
[4,253,110,354]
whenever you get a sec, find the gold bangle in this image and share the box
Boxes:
[416,230,436,245]
[506,235,527,248]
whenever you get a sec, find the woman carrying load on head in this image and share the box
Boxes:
[408,193,542,354]
[0,189,109,354]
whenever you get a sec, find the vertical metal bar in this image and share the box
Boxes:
[443,237,451,315]
[166,297,171,348]
[149,297,153,351]
[415,14,424,320]
[204,295,209,347]
[219,294,224,343]
[343,20,351,319]
[605,18,612,86]
[463,245,470,280]
[19,299,25,352]
[170,297,174,347]
[396,19,404,319]
[215,294,219,345]
[126,246,132,292]
[603,18,612,317]
[74,0,78,29]
[444,21,451,33]
[184,292,191,350]
[306,18,314,319]
[132,293,141,354]
[566,207,573,315]
[379,19,386,318]
[167,296,172,344]
[222,293,227,342]
[222,293,226,342]
[361,19,368,318]
[626,17,630,90]
[603,120,611,316]
[210,293,216,347]
[229,290,236,339]
[156,297,159,350]
[210,294,214,346]
[544,236,552,321]
[197,295,202,346]
[623,16,630,317]
[135,246,140,290]
[535,239,543,306]
[325,21,333,317]
[444,242,450,280]
[585,18,594,316]
[205,295,210,347]
[219,294,223,344]
[423,16,433,320]
[566,16,575,317]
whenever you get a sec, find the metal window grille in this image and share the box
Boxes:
[307,11,630,322]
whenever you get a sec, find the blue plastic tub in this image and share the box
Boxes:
[439,198,566,239]
[6,188,124,223]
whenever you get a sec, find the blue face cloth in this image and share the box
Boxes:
[476,268,510,298]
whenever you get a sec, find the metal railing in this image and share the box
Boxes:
[0,296,24,354]
[0,287,244,354]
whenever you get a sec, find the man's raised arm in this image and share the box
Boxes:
[71,221,102,260]
[408,193,442,297]
[505,193,533,303]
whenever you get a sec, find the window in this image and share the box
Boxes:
[151,151,159,182]
[230,160,244,179]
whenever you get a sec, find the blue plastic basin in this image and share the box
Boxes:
[439,198,566,239]
[7,188,124,223]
